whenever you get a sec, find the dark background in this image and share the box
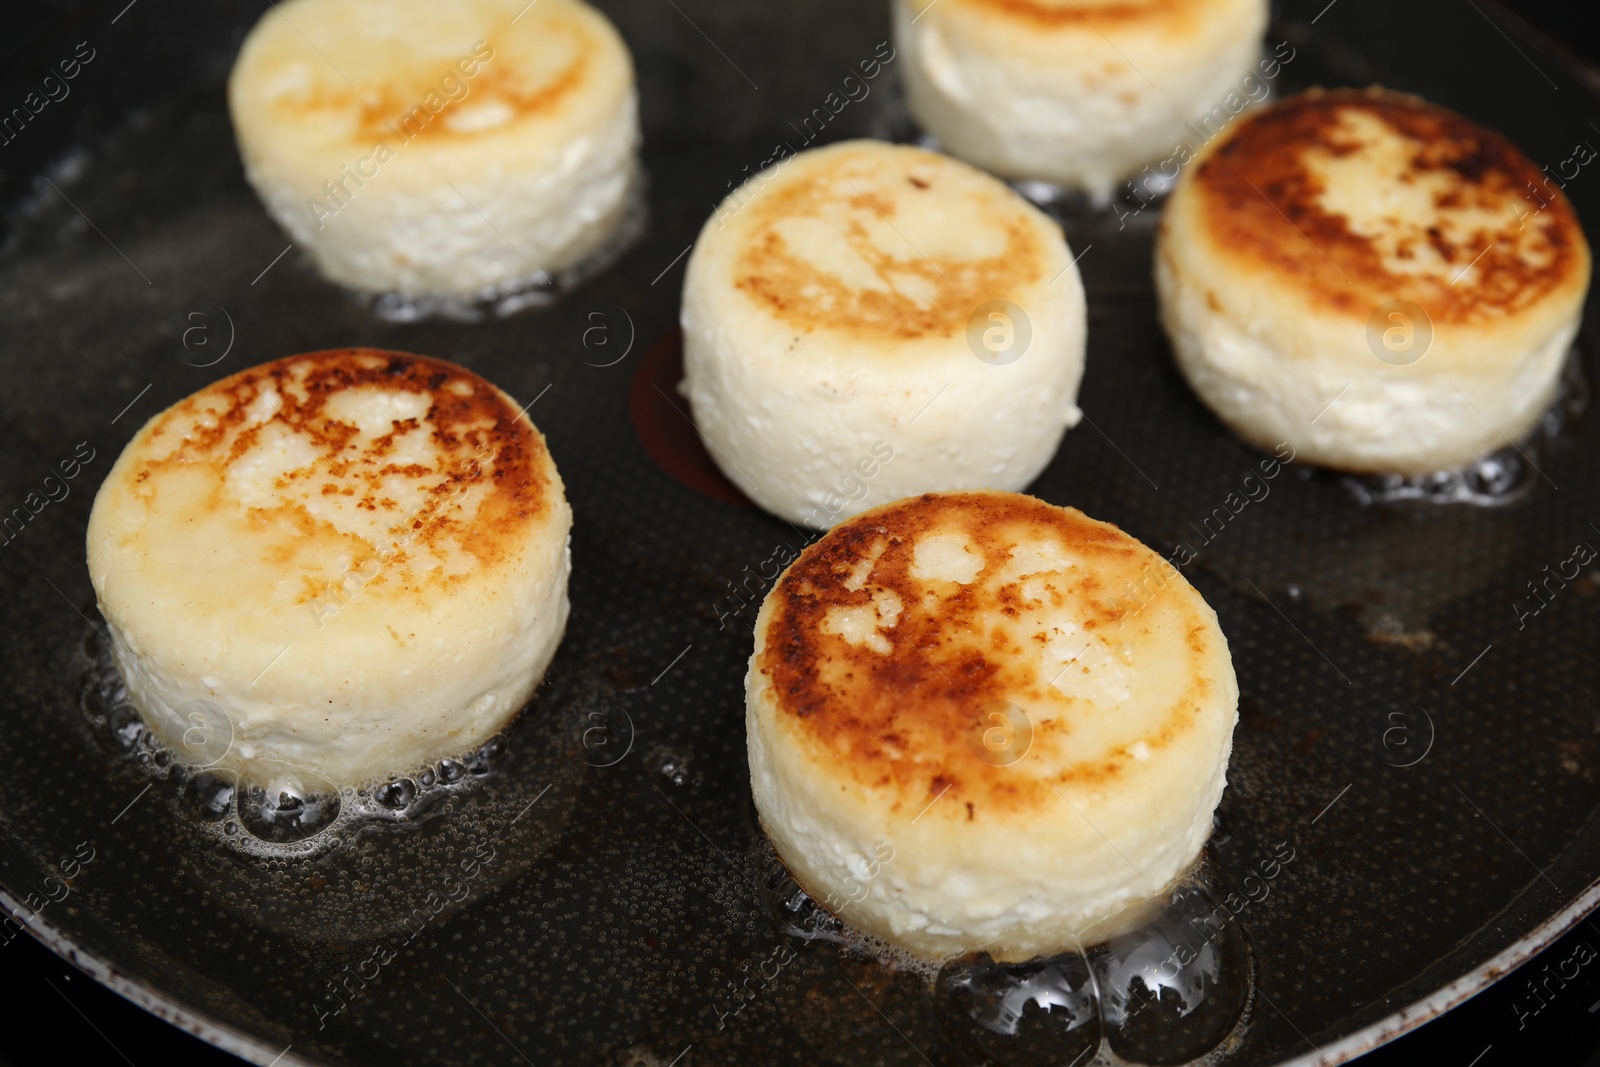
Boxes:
[2,0,1598,1064]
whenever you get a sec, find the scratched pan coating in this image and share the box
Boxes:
[2,1,1599,1064]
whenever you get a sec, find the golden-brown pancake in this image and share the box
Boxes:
[87,349,572,785]
[682,140,1085,529]
[747,490,1238,960]
[228,0,638,298]
[1157,87,1590,473]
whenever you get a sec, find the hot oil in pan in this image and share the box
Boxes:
[82,564,1263,1067]
[753,814,1255,1065]
[75,615,585,947]
[80,621,503,857]
[1339,348,1589,507]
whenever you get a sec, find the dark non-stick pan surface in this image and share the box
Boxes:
[3,1,1600,1064]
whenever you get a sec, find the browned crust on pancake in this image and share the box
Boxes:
[129,349,549,596]
[950,0,1206,32]
[757,492,1212,821]
[1187,87,1588,322]
[269,22,596,144]
[733,147,1050,341]
[353,52,590,143]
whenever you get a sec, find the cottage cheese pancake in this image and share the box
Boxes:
[893,0,1268,197]
[682,140,1085,529]
[86,349,572,785]
[747,491,1238,960]
[1157,87,1591,473]
[229,0,638,299]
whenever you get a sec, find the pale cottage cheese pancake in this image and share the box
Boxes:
[893,0,1268,197]
[682,140,1085,529]
[86,349,572,785]
[747,491,1238,961]
[229,0,639,299]
[1157,87,1590,474]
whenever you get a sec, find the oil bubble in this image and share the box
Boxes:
[466,737,504,777]
[108,702,145,754]
[237,762,342,843]
[652,747,691,786]
[1087,880,1252,1065]
[376,778,417,810]
[934,952,1099,1066]
[181,771,237,822]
